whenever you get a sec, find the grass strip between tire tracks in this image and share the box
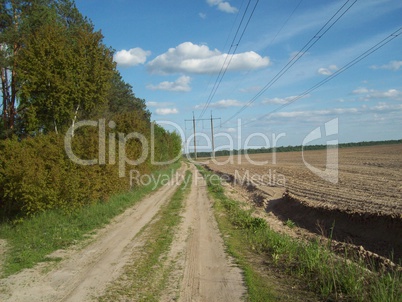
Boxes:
[0,162,181,277]
[197,165,402,302]
[98,169,192,302]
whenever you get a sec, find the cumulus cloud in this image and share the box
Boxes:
[156,108,179,115]
[352,87,370,95]
[262,103,402,123]
[207,0,238,13]
[146,76,191,92]
[147,42,269,74]
[352,87,402,101]
[114,47,151,67]
[146,101,173,107]
[199,12,207,19]
[272,107,359,118]
[262,94,310,105]
[370,60,402,71]
[195,99,244,109]
[317,65,338,76]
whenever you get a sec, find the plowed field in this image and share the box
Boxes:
[202,144,402,261]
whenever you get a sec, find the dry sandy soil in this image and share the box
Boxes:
[0,164,246,301]
[163,164,245,302]
[202,144,402,262]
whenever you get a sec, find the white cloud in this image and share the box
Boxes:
[371,89,402,99]
[199,12,207,19]
[370,60,402,71]
[352,88,402,101]
[262,94,310,105]
[207,0,238,13]
[317,65,338,76]
[114,47,151,67]
[156,108,179,115]
[147,42,269,75]
[272,107,359,119]
[146,101,173,107]
[352,87,370,94]
[195,99,245,109]
[146,76,191,92]
[369,103,402,112]
[263,103,402,122]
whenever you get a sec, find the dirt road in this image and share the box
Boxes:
[164,165,245,302]
[0,164,246,301]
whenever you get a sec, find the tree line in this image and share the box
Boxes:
[188,139,402,159]
[0,0,182,219]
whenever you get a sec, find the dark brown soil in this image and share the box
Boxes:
[202,144,402,264]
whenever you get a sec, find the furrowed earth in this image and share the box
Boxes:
[200,144,402,264]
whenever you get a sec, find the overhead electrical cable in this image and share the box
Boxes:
[200,0,246,114]
[242,26,402,126]
[198,0,260,120]
[221,0,357,126]
[226,0,304,105]
[198,0,255,120]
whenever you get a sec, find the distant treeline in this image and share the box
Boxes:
[186,139,402,159]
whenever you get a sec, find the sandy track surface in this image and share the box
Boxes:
[1,163,246,301]
[0,165,187,302]
[168,164,245,302]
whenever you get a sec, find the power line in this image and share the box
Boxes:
[222,0,357,126]
[185,113,222,159]
[200,0,246,115]
[243,26,402,127]
[198,0,254,120]
[198,0,260,120]
[223,0,304,105]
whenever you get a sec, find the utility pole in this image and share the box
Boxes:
[185,113,221,160]
[210,112,215,158]
[193,112,197,160]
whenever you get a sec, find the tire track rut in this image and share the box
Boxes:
[0,165,187,302]
[168,164,246,302]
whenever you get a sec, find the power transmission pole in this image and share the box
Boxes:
[193,112,197,160]
[210,112,215,158]
[185,113,221,160]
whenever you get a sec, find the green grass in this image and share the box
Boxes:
[212,197,277,301]
[197,165,402,302]
[285,218,296,229]
[99,169,192,301]
[0,162,181,277]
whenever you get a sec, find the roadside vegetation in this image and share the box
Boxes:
[99,169,192,302]
[0,0,182,221]
[0,162,181,277]
[198,165,402,302]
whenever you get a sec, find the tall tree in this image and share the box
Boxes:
[0,0,58,136]
[1,0,115,136]
[0,0,27,136]
[106,71,150,119]
[8,0,115,135]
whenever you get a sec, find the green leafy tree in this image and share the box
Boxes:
[1,0,115,136]
[17,6,114,134]
[106,71,150,118]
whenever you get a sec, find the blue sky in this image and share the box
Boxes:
[75,0,402,150]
